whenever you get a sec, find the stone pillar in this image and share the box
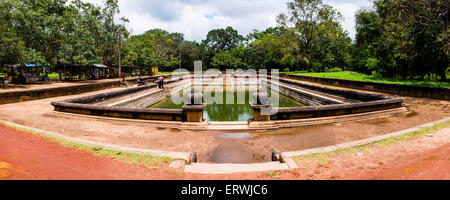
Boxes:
[250,103,272,121]
[182,90,206,122]
[250,90,272,121]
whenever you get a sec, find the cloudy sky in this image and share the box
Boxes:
[84,0,373,41]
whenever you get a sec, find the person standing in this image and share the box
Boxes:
[121,72,125,83]
[157,76,164,89]
[3,74,9,88]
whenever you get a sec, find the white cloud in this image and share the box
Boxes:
[82,0,372,41]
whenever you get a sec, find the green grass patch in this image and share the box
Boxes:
[158,71,189,76]
[2,122,173,168]
[47,73,59,80]
[265,171,278,177]
[293,120,450,162]
[281,71,450,88]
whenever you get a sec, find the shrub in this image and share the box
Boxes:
[311,62,323,72]
[327,67,342,72]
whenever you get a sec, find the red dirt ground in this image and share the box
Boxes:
[0,123,448,180]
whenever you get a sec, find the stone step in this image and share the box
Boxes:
[184,162,289,174]
[207,125,249,131]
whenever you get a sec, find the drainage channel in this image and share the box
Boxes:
[199,131,269,164]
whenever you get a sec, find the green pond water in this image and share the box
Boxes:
[149,86,304,122]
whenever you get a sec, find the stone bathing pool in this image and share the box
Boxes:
[148,85,305,122]
[50,74,407,163]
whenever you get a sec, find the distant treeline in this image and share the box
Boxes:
[0,0,448,80]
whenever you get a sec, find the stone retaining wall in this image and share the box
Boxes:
[271,98,403,120]
[0,75,167,105]
[279,74,450,100]
[265,80,341,106]
[51,78,186,121]
[0,74,192,105]
[266,76,404,121]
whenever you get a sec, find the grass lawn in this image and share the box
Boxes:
[282,71,450,88]
[47,73,59,80]
[158,71,189,75]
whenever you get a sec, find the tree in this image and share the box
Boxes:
[210,50,247,70]
[277,0,344,71]
[203,27,243,52]
[98,0,128,67]
[375,0,449,80]
[201,27,243,68]
[123,29,183,72]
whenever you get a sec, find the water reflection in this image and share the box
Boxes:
[149,86,304,122]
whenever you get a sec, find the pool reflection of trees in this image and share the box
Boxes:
[204,90,253,121]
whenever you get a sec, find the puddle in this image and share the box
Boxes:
[358,118,390,125]
[216,132,253,139]
[169,128,182,133]
[405,111,418,118]
[207,143,260,163]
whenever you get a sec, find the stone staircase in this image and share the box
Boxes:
[129,91,168,108]
[207,121,249,130]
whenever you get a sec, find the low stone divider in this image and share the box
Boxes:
[0,75,169,105]
[51,78,186,121]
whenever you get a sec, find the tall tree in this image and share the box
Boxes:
[98,0,128,67]
[375,0,449,80]
[202,27,243,68]
[277,0,343,71]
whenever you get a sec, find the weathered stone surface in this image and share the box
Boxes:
[182,103,206,122]
[50,77,188,121]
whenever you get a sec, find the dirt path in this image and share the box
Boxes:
[1,123,448,180]
[0,87,448,164]
[0,124,182,180]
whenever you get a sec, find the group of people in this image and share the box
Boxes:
[120,72,164,89]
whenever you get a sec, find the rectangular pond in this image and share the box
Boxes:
[149,86,304,122]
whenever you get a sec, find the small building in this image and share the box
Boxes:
[6,64,48,84]
[90,64,111,79]
[57,64,89,81]
[57,64,112,81]
[111,66,143,77]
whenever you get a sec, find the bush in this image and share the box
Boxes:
[371,70,383,78]
[283,67,290,72]
[327,67,342,72]
[311,62,323,72]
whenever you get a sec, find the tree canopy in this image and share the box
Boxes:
[0,0,448,81]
